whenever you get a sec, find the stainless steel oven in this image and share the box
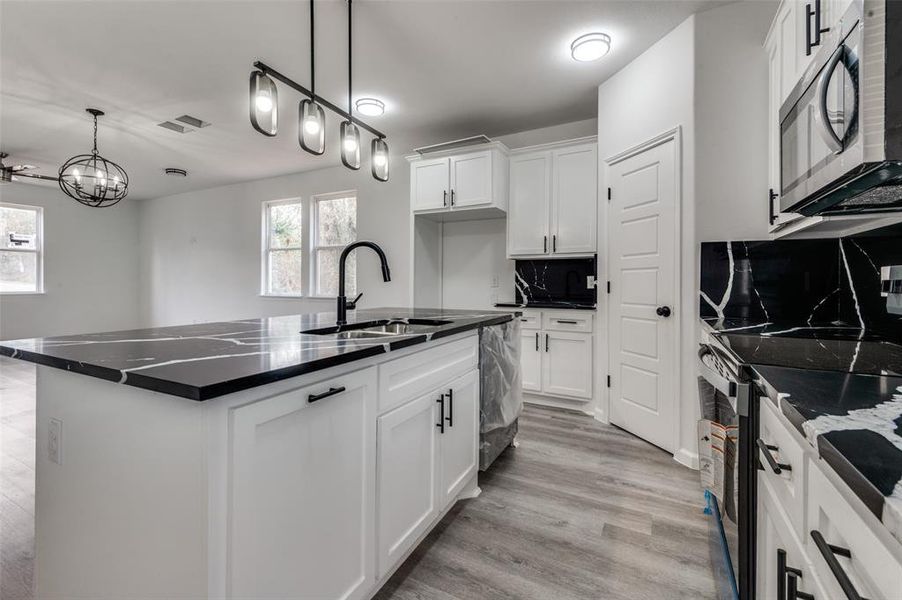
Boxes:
[779,0,902,216]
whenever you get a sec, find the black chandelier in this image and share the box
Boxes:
[58,109,129,207]
[249,0,389,181]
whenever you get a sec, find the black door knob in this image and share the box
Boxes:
[656,306,672,317]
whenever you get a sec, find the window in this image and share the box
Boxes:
[313,193,357,297]
[262,199,304,296]
[261,192,357,297]
[0,203,43,294]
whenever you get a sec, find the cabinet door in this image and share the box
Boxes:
[229,368,376,600]
[520,330,542,392]
[767,36,782,231]
[774,1,801,105]
[541,331,592,399]
[508,152,551,256]
[376,392,439,578]
[551,144,597,254]
[412,157,450,212]
[450,151,493,208]
[437,369,479,508]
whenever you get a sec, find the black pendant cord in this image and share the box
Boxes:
[310,0,315,97]
[92,113,99,155]
[348,0,352,116]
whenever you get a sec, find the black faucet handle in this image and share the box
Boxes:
[346,292,363,309]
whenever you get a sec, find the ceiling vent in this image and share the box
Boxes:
[157,115,211,134]
[414,135,492,155]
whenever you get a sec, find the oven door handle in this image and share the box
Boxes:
[816,45,848,155]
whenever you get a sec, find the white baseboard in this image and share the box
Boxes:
[593,405,608,424]
[674,447,699,470]
[523,393,594,416]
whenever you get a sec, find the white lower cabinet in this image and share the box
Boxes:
[541,331,593,399]
[229,367,377,600]
[520,330,542,392]
[376,367,479,578]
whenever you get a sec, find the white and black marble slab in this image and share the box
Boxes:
[754,365,902,544]
[495,301,596,311]
[514,257,596,308]
[0,307,518,401]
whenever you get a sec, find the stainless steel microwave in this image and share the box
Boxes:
[779,0,902,216]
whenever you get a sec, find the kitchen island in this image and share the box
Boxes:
[0,307,519,600]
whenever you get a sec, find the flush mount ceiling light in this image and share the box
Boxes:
[248,0,390,181]
[164,168,188,177]
[58,109,129,208]
[571,32,612,62]
[355,98,384,117]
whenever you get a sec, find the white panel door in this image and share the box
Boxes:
[551,144,597,254]
[229,368,376,600]
[412,157,450,212]
[437,369,479,508]
[520,330,542,392]
[607,137,677,452]
[541,331,593,399]
[376,392,439,578]
[508,152,551,256]
[450,151,493,208]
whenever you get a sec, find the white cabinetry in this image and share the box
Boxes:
[409,144,508,221]
[229,368,377,600]
[518,309,594,403]
[508,139,597,257]
[437,370,479,506]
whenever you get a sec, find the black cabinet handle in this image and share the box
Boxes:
[779,549,814,600]
[443,190,448,206]
[806,0,830,56]
[545,333,549,352]
[308,386,346,403]
[810,530,867,600]
[436,394,445,434]
[446,388,453,427]
[556,319,578,325]
[769,188,779,225]
[788,573,816,600]
[450,189,455,206]
[552,235,557,252]
[757,438,792,474]
[543,235,547,253]
[806,3,813,55]
[535,331,539,351]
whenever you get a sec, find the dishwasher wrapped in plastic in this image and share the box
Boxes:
[697,352,739,523]
[478,319,523,471]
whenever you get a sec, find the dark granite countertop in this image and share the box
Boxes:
[495,301,596,311]
[0,308,518,401]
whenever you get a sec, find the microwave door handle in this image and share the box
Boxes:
[816,45,846,154]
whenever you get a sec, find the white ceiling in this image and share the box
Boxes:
[1,0,731,200]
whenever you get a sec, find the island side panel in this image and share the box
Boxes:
[34,366,209,599]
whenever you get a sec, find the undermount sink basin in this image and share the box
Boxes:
[302,318,452,338]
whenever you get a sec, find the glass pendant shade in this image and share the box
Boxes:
[249,71,278,136]
[371,137,389,182]
[340,121,361,170]
[299,99,325,155]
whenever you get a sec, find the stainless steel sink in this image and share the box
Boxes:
[303,318,451,338]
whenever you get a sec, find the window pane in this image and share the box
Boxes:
[0,206,38,250]
[317,248,355,297]
[0,250,37,292]
[316,197,356,246]
[268,202,303,248]
[268,249,303,295]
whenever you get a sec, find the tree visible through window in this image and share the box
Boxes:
[314,194,357,297]
[0,203,43,293]
[263,199,304,295]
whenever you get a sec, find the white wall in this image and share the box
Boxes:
[596,2,772,468]
[0,182,141,340]
[441,218,514,310]
[137,161,410,327]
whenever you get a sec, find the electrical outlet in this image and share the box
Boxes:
[49,418,62,465]
[491,274,500,288]
[587,275,596,289]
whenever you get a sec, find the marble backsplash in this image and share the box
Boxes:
[700,225,902,342]
[514,257,596,307]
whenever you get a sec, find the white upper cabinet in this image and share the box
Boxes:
[409,144,508,220]
[507,152,551,256]
[507,139,597,258]
[552,144,597,255]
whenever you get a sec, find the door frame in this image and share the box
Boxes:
[600,126,683,455]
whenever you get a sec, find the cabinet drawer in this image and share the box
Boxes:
[806,460,902,600]
[517,311,541,330]
[378,336,478,415]
[758,396,807,540]
[541,310,593,333]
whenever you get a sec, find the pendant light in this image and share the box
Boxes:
[340,0,360,170]
[58,109,129,208]
[250,71,278,136]
[371,137,389,182]
[299,0,325,155]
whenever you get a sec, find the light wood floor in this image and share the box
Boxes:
[0,357,717,600]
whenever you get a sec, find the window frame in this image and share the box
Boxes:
[0,202,44,295]
[260,197,306,297]
[311,191,358,299]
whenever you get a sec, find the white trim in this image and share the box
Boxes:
[0,202,44,295]
[261,197,304,296]
[602,125,683,457]
[508,135,599,155]
[310,191,357,297]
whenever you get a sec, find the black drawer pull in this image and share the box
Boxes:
[436,394,445,434]
[757,438,792,474]
[788,573,816,600]
[308,386,346,403]
[545,333,549,352]
[446,388,453,427]
[779,549,814,600]
[535,332,539,351]
[555,319,578,325]
[810,530,868,600]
